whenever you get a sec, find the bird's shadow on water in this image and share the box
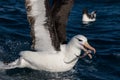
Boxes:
[6,68,33,76]
[81,21,97,28]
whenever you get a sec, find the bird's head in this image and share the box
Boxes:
[70,35,96,54]
[82,8,88,14]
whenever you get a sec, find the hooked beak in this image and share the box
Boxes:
[80,41,96,59]
[83,42,96,54]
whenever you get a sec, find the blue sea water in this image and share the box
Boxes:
[0,0,120,80]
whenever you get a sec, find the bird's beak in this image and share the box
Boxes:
[83,42,96,54]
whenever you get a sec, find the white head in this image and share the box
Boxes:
[64,35,96,64]
[68,35,96,53]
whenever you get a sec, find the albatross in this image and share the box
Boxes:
[0,0,96,72]
[82,8,96,24]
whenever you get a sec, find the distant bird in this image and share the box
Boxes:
[0,0,96,72]
[82,8,96,24]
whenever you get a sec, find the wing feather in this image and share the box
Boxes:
[25,0,74,51]
[25,0,55,51]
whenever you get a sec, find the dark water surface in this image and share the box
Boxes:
[0,0,120,80]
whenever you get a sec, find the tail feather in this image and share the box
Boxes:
[0,59,20,70]
[0,63,18,70]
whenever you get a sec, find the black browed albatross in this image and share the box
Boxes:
[0,0,96,72]
[82,8,96,24]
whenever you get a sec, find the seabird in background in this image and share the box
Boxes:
[82,8,96,24]
[0,0,96,72]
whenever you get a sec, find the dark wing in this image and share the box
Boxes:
[25,0,74,51]
[51,0,74,44]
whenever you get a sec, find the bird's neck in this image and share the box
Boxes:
[66,42,80,54]
[63,42,81,64]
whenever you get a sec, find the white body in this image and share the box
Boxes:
[19,45,80,72]
[82,14,96,22]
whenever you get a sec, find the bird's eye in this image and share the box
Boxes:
[76,38,82,41]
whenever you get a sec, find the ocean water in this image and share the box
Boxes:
[0,0,120,80]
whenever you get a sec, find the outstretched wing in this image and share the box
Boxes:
[25,0,74,51]
[25,0,55,51]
